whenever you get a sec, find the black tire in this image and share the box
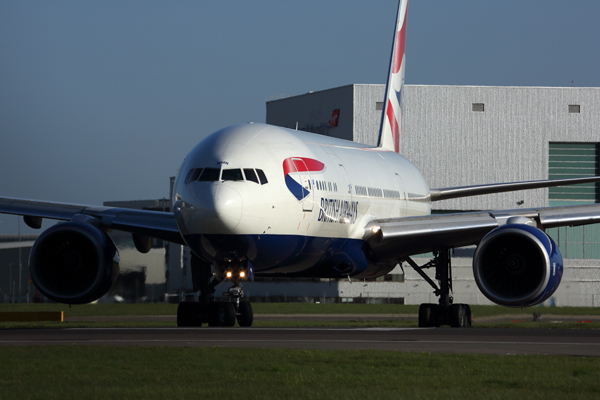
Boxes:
[177,302,199,327]
[236,302,253,327]
[191,302,207,327]
[464,304,472,327]
[449,304,470,328]
[418,303,438,327]
[209,302,236,327]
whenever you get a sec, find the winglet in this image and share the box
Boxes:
[378,0,408,153]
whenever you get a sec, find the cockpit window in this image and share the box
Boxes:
[222,168,244,181]
[256,169,268,185]
[198,168,220,182]
[184,169,195,184]
[244,168,259,184]
[190,168,203,182]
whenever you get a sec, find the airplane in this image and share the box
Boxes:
[2,0,600,328]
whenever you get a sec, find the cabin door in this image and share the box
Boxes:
[292,158,314,212]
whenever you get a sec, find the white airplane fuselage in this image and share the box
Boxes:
[172,122,430,279]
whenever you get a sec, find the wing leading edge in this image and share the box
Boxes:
[364,203,600,262]
[0,197,184,245]
[430,175,600,201]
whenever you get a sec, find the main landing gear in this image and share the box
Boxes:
[177,255,253,327]
[402,249,471,328]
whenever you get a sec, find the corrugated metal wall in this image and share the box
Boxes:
[352,84,384,146]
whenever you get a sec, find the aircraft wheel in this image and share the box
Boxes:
[236,302,253,327]
[449,304,470,328]
[418,303,439,327]
[209,302,236,327]
[465,304,472,326]
[177,302,201,327]
[460,304,472,327]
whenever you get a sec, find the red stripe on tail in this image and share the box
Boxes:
[386,99,400,153]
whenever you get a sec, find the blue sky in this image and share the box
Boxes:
[1,0,600,234]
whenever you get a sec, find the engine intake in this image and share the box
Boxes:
[473,224,562,307]
[29,222,120,304]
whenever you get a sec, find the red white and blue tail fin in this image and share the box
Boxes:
[378,0,408,153]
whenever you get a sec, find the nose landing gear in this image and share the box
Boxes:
[224,283,254,327]
[176,255,254,328]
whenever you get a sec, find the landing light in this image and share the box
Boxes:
[240,271,246,278]
[226,271,233,278]
[371,226,381,234]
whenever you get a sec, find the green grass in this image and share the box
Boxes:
[0,302,178,317]
[0,346,599,399]
[1,303,599,330]
[468,305,600,317]
[252,303,422,314]
[2,320,599,330]
[2,302,600,318]
[474,322,600,330]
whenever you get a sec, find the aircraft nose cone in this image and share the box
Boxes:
[213,185,243,230]
[178,183,243,235]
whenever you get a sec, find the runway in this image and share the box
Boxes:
[1,327,599,356]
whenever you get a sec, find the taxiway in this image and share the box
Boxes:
[1,327,599,356]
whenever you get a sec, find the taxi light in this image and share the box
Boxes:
[240,271,246,278]
[226,271,232,278]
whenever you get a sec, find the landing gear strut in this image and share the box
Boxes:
[402,249,471,328]
[176,255,254,327]
[225,283,253,327]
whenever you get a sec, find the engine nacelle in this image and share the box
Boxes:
[473,224,563,307]
[29,222,120,304]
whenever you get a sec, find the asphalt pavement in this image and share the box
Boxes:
[1,326,599,356]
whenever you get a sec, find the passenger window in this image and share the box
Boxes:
[244,168,259,184]
[222,169,244,181]
[256,169,268,185]
[191,168,203,182]
[184,169,195,184]
[198,168,220,182]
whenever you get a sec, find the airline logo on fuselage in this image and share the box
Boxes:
[318,197,358,224]
[282,157,325,200]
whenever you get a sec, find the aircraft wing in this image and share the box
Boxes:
[364,203,600,262]
[0,197,184,244]
[430,175,600,201]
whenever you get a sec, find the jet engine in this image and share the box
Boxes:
[473,224,563,307]
[29,222,120,304]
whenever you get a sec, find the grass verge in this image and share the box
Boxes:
[2,303,600,317]
[1,320,600,330]
[1,346,599,399]
[1,303,599,329]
